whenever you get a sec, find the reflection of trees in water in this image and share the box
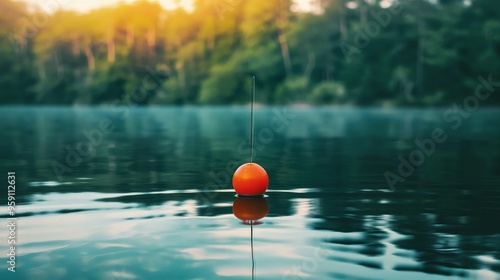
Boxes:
[310,187,500,275]
[106,108,219,188]
[287,111,500,275]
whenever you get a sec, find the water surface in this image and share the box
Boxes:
[0,106,499,280]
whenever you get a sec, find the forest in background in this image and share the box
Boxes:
[0,0,499,106]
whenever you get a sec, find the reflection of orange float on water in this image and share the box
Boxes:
[232,197,269,279]
[232,76,269,196]
[232,197,269,225]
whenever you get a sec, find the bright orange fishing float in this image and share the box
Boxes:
[233,163,268,196]
[232,76,269,196]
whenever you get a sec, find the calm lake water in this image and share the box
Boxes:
[0,106,499,280]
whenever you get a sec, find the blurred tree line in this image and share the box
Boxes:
[0,0,499,105]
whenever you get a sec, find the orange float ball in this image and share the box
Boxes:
[233,197,269,222]
[232,163,269,196]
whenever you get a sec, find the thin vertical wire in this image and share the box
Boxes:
[250,76,255,163]
[251,222,255,280]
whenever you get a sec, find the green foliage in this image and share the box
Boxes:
[0,1,37,104]
[0,0,499,105]
[276,77,308,104]
[199,51,249,104]
[153,78,184,104]
[309,82,346,105]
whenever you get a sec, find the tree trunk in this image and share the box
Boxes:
[326,52,332,81]
[205,18,215,50]
[277,0,293,78]
[176,62,187,103]
[54,53,64,78]
[416,15,425,97]
[209,22,215,50]
[107,30,115,63]
[127,28,134,47]
[358,0,367,25]
[303,51,316,80]
[38,61,46,81]
[404,81,414,102]
[85,45,95,72]
[20,29,29,69]
[147,28,156,56]
[72,39,79,57]
[339,0,347,39]
[278,31,293,78]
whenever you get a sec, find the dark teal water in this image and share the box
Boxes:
[0,106,499,280]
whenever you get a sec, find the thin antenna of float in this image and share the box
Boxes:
[250,76,255,163]
[251,221,255,279]
[232,76,269,196]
